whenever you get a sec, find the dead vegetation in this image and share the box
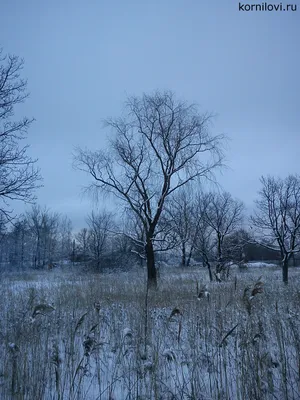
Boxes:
[0,266,300,399]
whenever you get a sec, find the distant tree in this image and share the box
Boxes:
[58,216,73,261]
[0,214,8,265]
[0,49,42,221]
[74,91,225,287]
[251,175,300,283]
[165,186,199,267]
[112,230,135,268]
[86,210,114,270]
[203,191,244,276]
[191,191,244,280]
[8,217,28,269]
[193,195,215,281]
[222,228,251,263]
[75,227,89,263]
[27,205,59,268]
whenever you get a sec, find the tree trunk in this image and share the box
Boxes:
[207,261,213,282]
[216,260,223,274]
[282,256,289,284]
[21,229,25,269]
[145,238,157,288]
[216,233,223,274]
[181,242,186,266]
[187,245,194,267]
[202,253,213,282]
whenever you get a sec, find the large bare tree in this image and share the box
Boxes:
[251,175,300,283]
[74,91,225,287]
[0,49,42,221]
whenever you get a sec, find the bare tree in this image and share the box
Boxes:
[203,191,244,277]
[192,191,244,280]
[86,210,114,270]
[0,49,42,221]
[251,175,300,283]
[165,186,199,267]
[75,227,89,263]
[58,216,73,261]
[27,205,60,268]
[8,217,28,269]
[191,192,215,280]
[0,214,7,266]
[74,91,225,287]
[222,228,251,264]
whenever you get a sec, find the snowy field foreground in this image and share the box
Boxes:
[1,265,300,399]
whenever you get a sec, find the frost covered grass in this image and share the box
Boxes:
[1,265,300,399]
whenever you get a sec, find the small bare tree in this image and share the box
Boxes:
[222,228,251,264]
[74,91,225,287]
[203,191,244,277]
[86,210,114,270]
[193,205,215,281]
[0,49,42,221]
[58,216,73,261]
[165,185,200,267]
[192,191,244,280]
[75,228,89,263]
[251,175,300,283]
[8,217,28,269]
[27,205,60,268]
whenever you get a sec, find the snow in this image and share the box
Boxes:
[0,265,300,399]
[247,261,278,268]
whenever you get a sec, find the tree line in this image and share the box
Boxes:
[1,178,299,286]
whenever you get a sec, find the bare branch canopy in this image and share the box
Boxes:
[0,49,42,221]
[251,174,300,283]
[74,91,226,286]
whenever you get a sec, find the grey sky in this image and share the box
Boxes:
[1,0,299,229]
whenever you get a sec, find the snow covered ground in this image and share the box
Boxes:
[246,261,279,268]
[0,265,300,399]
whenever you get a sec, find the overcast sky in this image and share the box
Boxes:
[1,0,299,229]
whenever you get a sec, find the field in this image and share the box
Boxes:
[1,264,300,399]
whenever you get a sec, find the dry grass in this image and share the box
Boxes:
[0,265,300,399]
